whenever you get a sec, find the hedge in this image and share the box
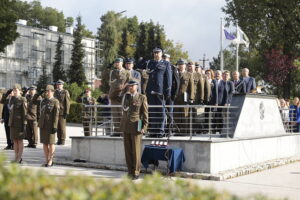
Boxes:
[0,155,278,200]
[67,102,82,123]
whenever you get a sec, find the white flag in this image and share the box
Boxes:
[236,26,250,48]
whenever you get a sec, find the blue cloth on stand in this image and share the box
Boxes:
[141,145,185,173]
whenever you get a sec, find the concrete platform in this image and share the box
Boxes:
[71,134,300,174]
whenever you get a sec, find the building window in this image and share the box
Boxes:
[0,73,6,87]
[32,46,37,60]
[16,43,23,59]
[46,48,51,63]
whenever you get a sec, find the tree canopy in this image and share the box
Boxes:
[0,0,19,53]
[222,0,300,98]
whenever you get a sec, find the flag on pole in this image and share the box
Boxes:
[236,26,250,48]
[224,29,236,40]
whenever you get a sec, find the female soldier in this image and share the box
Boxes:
[9,84,27,163]
[39,85,59,167]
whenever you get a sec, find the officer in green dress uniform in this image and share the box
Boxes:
[120,80,148,180]
[77,87,97,136]
[174,60,195,135]
[109,58,131,136]
[9,84,27,163]
[25,85,42,148]
[39,85,60,167]
[54,80,70,145]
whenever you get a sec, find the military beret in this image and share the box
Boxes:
[127,80,139,86]
[176,59,185,65]
[56,80,64,85]
[13,84,22,90]
[114,58,123,63]
[163,53,170,58]
[29,85,37,90]
[153,47,162,53]
[45,85,55,91]
[126,58,135,64]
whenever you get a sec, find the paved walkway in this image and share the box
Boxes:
[0,124,300,199]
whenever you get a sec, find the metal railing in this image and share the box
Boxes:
[80,105,299,139]
[81,104,241,139]
[279,108,298,133]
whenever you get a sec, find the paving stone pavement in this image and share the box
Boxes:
[0,123,300,200]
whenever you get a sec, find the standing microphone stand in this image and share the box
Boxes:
[153,93,180,144]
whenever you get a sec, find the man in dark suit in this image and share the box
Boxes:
[223,71,234,106]
[241,68,256,93]
[232,71,246,94]
[125,58,142,93]
[0,89,13,150]
[209,70,226,133]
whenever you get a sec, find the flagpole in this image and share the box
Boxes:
[236,23,239,72]
[220,18,224,71]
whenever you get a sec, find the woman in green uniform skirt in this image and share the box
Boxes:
[9,84,27,163]
[39,85,59,167]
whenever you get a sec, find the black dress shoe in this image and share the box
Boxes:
[31,144,37,148]
[3,146,12,150]
[56,141,62,145]
[18,158,23,164]
[132,175,139,180]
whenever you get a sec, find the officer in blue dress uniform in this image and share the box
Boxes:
[241,68,256,93]
[145,48,172,138]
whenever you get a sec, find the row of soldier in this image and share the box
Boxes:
[108,47,256,138]
[0,81,70,166]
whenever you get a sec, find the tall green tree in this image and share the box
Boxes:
[52,36,66,82]
[68,16,86,86]
[37,63,49,92]
[97,11,120,92]
[135,22,148,60]
[223,0,300,98]
[0,0,19,53]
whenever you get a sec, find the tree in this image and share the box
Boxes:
[264,49,296,91]
[135,22,148,60]
[52,36,67,82]
[12,1,94,34]
[222,0,300,98]
[97,11,120,92]
[37,63,50,92]
[0,0,19,53]
[65,17,74,27]
[164,40,189,64]
[68,16,86,86]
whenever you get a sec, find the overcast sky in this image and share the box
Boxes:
[34,0,228,66]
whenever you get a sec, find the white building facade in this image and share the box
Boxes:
[0,20,99,89]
